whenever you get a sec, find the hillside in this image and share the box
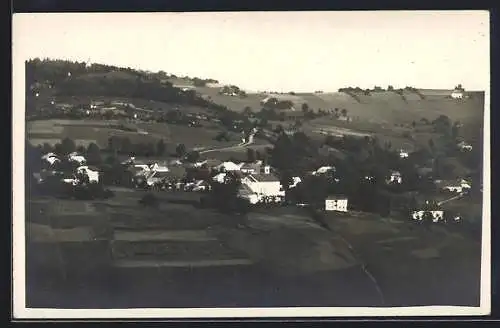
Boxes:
[26,58,485,134]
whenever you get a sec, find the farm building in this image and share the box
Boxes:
[216,161,241,172]
[411,210,445,223]
[325,195,349,212]
[313,166,336,175]
[241,171,285,201]
[238,184,260,205]
[68,152,86,165]
[76,165,100,183]
[411,200,445,223]
[149,162,169,172]
[41,152,60,166]
[399,149,409,159]
[289,176,302,188]
[457,141,473,151]
[145,170,172,187]
[387,171,402,184]
[434,179,471,194]
[239,161,262,175]
[212,172,229,184]
[451,87,465,99]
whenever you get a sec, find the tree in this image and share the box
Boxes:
[301,103,309,113]
[86,142,102,165]
[411,121,416,128]
[185,151,200,163]
[60,137,76,155]
[274,124,284,135]
[242,106,252,116]
[341,109,348,117]
[246,148,256,162]
[120,137,132,154]
[451,122,460,140]
[176,143,187,157]
[144,143,156,157]
[76,145,86,154]
[41,142,53,154]
[388,85,394,91]
[139,193,159,208]
[156,139,166,156]
[279,170,294,201]
[432,115,452,135]
[428,138,435,153]
[108,136,122,154]
[208,173,242,213]
[334,108,339,116]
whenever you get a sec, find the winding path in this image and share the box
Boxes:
[199,133,260,154]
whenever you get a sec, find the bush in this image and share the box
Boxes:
[139,193,159,208]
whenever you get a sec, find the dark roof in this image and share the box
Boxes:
[240,162,261,170]
[326,195,348,200]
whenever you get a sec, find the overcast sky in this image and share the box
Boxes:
[13,11,489,92]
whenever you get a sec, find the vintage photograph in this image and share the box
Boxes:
[13,11,490,318]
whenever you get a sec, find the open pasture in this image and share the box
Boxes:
[27,119,238,150]
[322,212,481,306]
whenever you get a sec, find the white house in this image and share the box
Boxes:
[435,179,471,193]
[451,88,465,99]
[145,170,171,187]
[411,210,445,223]
[289,176,302,188]
[76,165,99,183]
[241,172,285,202]
[216,161,241,172]
[457,141,473,151]
[41,152,60,166]
[212,172,230,184]
[387,171,402,184]
[313,166,336,175]
[325,196,349,212]
[149,163,169,172]
[239,161,262,175]
[238,184,260,204]
[68,152,86,165]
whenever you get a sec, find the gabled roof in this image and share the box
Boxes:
[434,178,470,188]
[239,162,261,171]
[216,161,241,171]
[326,195,348,200]
[245,173,280,182]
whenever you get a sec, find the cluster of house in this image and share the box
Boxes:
[39,152,100,185]
[450,85,467,100]
[457,141,473,152]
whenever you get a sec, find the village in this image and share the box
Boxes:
[23,57,485,309]
[30,110,479,225]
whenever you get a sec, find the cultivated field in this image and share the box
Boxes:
[322,211,482,306]
[27,119,238,150]
[25,193,383,308]
[25,189,482,308]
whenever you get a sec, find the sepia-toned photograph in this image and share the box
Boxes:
[12,11,490,319]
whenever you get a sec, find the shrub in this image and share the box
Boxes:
[139,193,159,208]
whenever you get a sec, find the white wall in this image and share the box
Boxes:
[243,180,284,197]
[325,199,348,212]
[411,210,444,222]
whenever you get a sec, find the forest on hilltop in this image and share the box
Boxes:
[25,58,228,113]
